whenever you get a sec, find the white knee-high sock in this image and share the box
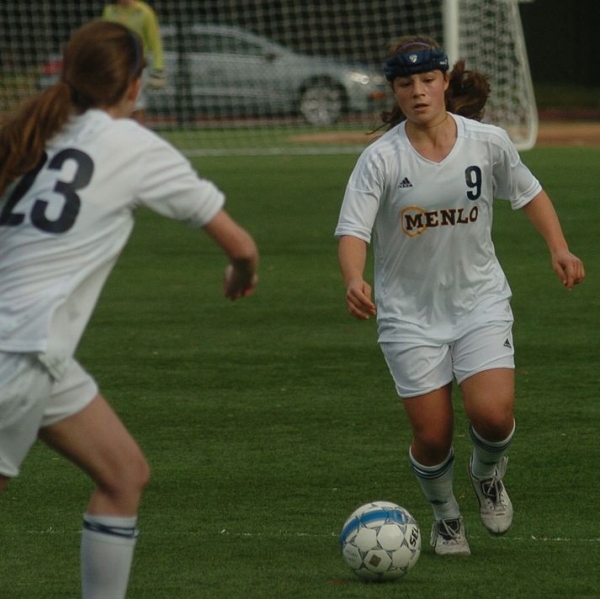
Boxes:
[81,513,139,599]
[409,447,461,521]
[469,421,516,480]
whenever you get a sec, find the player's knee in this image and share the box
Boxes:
[472,410,514,442]
[101,453,151,500]
[411,433,453,465]
[127,453,151,494]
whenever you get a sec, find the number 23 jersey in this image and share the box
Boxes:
[0,109,224,376]
[335,113,542,343]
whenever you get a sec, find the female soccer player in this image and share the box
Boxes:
[335,35,584,556]
[0,21,258,598]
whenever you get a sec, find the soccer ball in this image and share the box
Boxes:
[340,501,421,581]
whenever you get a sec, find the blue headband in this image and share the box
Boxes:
[383,48,449,81]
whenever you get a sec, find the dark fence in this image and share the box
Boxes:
[520,0,600,86]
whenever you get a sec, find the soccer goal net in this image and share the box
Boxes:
[0,0,537,155]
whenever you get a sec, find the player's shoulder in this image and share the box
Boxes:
[453,113,513,149]
[52,110,169,160]
[107,116,179,164]
[109,114,155,140]
[92,110,155,140]
[359,124,410,163]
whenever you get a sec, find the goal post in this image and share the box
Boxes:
[444,0,538,150]
[0,0,537,154]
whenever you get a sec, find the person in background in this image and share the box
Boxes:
[103,0,166,122]
[0,20,258,598]
[335,35,584,557]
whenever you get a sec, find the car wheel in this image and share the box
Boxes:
[299,80,345,126]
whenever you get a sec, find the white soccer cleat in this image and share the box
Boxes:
[469,456,513,535]
[430,517,471,556]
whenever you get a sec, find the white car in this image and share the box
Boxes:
[155,23,388,125]
[39,23,389,126]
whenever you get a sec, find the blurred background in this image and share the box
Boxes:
[1,0,598,154]
[519,0,600,117]
[2,0,598,114]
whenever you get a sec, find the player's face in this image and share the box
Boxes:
[392,70,449,127]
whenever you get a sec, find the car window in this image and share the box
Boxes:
[162,29,267,56]
[200,33,265,56]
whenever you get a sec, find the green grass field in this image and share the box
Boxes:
[1,146,599,598]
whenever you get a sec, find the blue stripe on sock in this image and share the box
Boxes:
[469,425,513,453]
[83,520,139,539]
[410,450,454,480]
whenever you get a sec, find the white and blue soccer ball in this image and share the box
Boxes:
[340,501,421,581]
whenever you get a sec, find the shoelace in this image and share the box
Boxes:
[438,518,462,541]
[481,477,506,507]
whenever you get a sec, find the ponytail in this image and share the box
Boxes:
[445,60,490,122]
[0,83,72,196]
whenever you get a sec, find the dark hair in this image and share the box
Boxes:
[378,35,490,131]
[0,20,145,196]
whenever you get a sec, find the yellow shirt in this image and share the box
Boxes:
[102,1,164,70]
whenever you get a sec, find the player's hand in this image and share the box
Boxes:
[345,278,376,320]
[147,69,166,90]
[223,263,258,301]
[551,249,585,290]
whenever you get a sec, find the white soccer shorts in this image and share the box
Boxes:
[0,353,98,477]
[380,321,515,399]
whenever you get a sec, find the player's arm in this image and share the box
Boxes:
[338,235,376,320]
[203,209,259,300]
[521,190,585,290]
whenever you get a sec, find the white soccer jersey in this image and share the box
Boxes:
[0,110,224,377]
[335,113,542,344]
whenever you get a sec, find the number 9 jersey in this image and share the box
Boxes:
[335,113,542,344]
[0,109,225,378]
